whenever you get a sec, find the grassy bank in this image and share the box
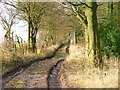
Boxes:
[1,45,59,74]
[59,45,118,88]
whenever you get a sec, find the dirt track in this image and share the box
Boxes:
[3,44,66,88]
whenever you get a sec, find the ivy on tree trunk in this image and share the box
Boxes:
[85,2,102,67]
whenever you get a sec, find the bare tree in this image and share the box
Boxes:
[62,0,102,67]
[3,1,47,53]
[0,2,17,51]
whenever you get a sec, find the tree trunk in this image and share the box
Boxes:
[70,31,76,45]
[84,27,88,58]
[118,2,120,31]
[4,28,12,51]
[85,2,102,67]
[32,32,37,53]
[73,31,76,45]
[108,2,113,19]
[28,22,33,53]
[71,5,88,56]
[108,2,114,29]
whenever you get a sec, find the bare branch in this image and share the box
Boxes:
[71,5,87,28]
[67,2,91,8]
[97,3,103,6]
[2,1,26,12]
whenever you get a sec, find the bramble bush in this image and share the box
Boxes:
[99,18,120,59]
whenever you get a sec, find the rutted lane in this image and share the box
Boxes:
[47,59,64,89]
[3,44,67,88]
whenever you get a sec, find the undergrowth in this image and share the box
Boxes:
[1,45,58,74]
[59,45,118,88]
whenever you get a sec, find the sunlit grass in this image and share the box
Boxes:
[1,44,59,74]
[59,45,118,88]
[61,60,118,88]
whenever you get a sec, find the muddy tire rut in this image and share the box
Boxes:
[47,59,64,89]
[3,58,65,88]
[2,44,67,89]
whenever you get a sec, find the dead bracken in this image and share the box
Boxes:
[59,45,118,88]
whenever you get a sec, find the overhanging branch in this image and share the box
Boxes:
[71,5,87,28]
[67,1,91,8]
